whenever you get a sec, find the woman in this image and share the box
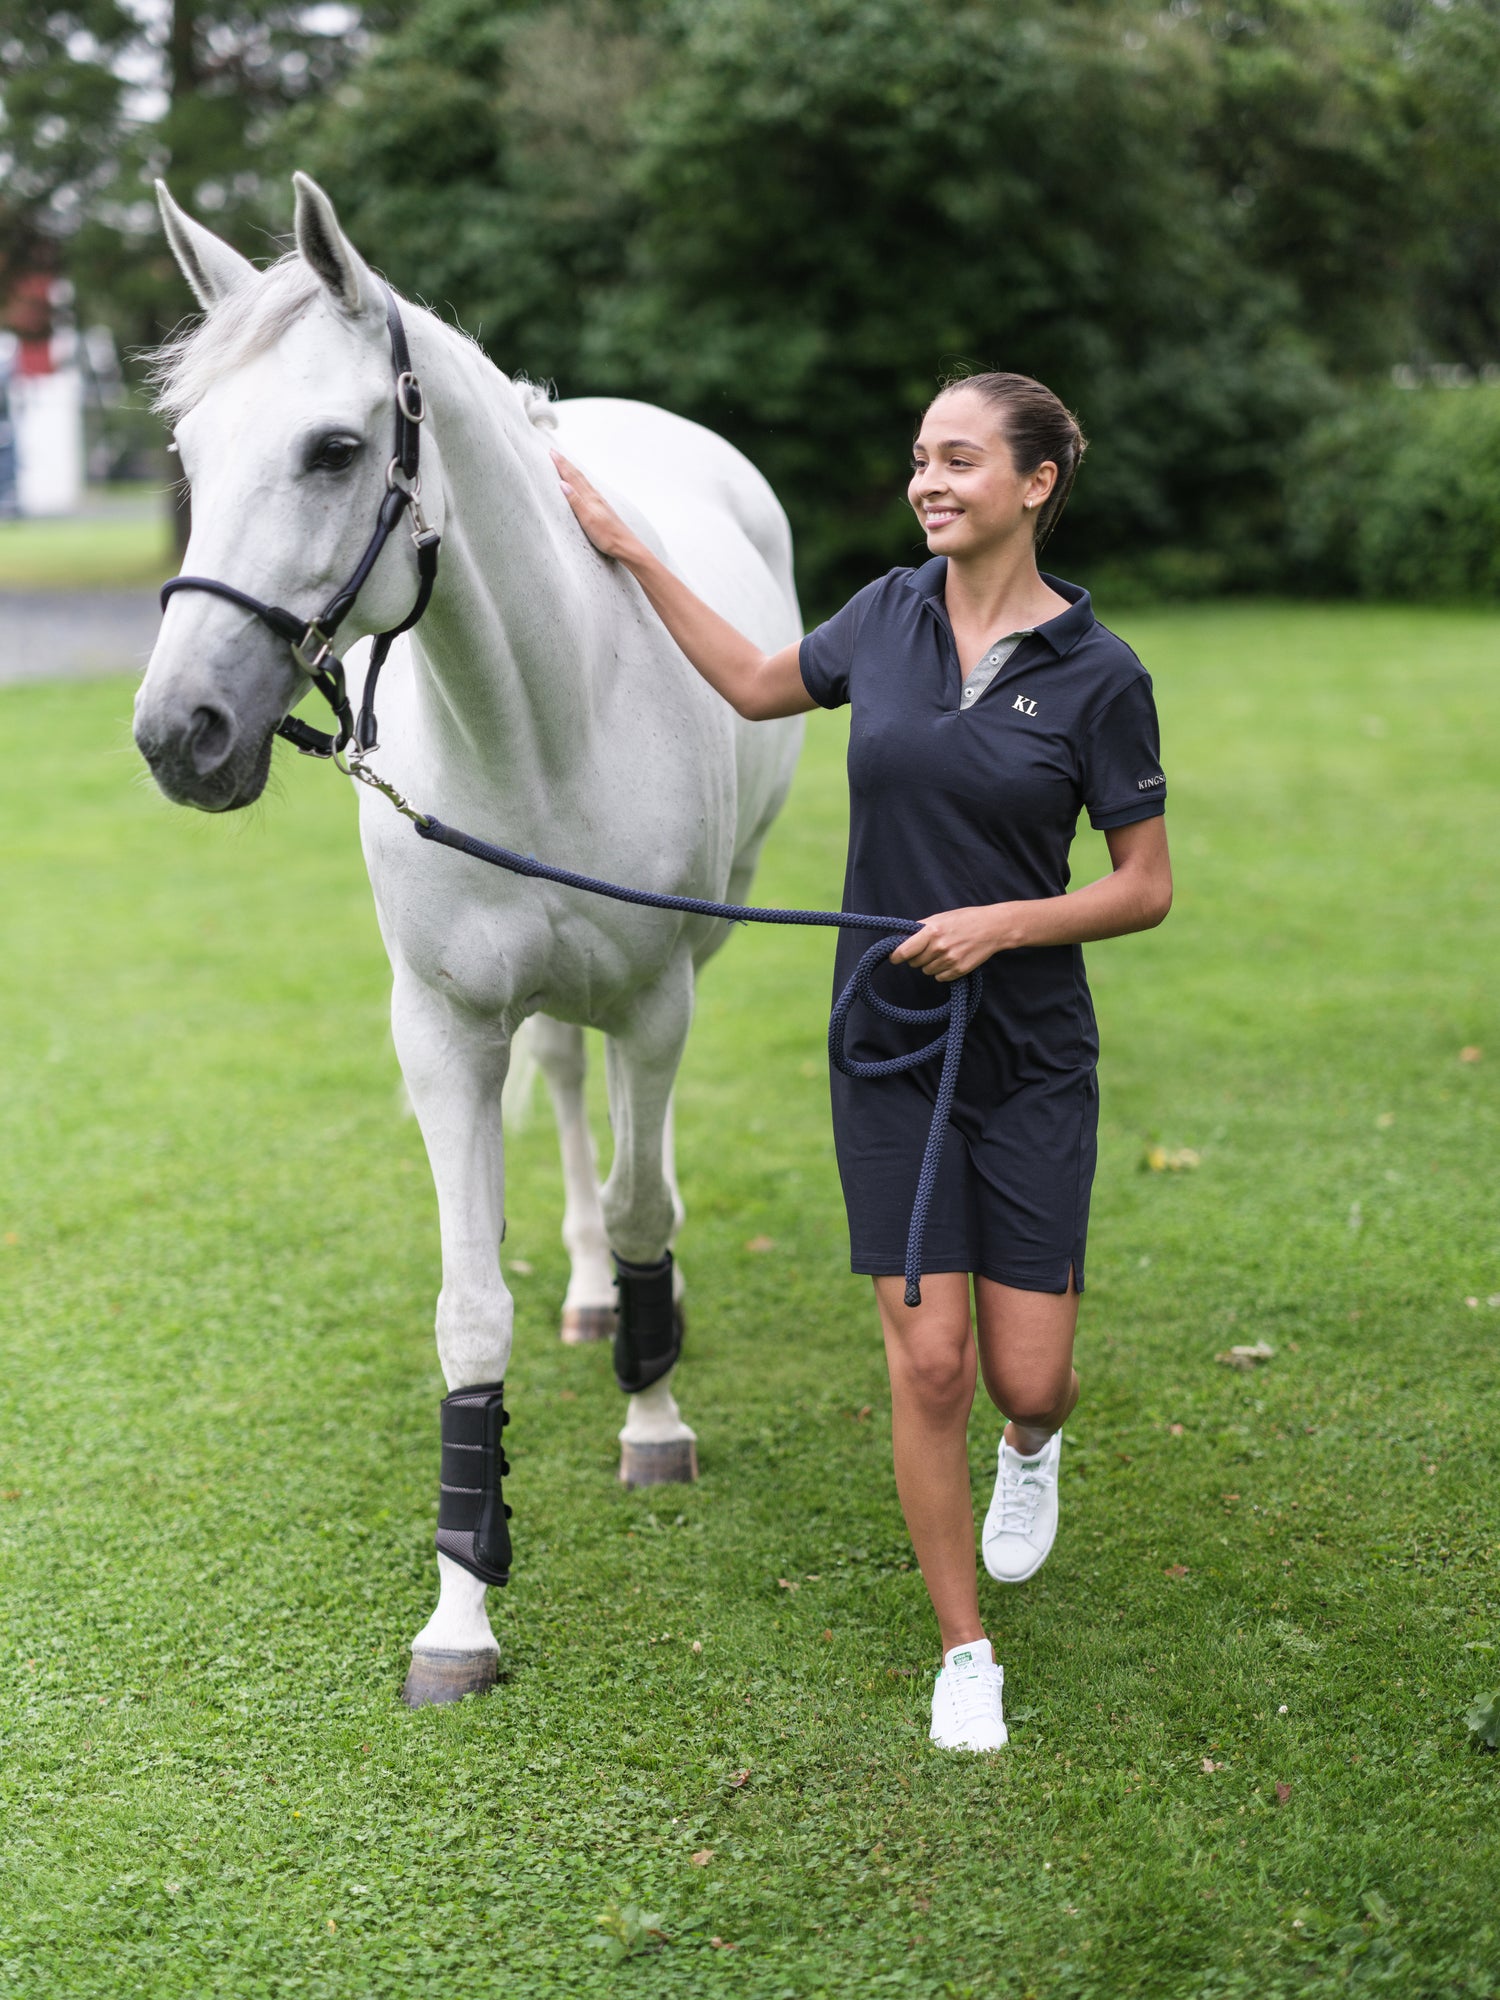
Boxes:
[552,371,1171,1753]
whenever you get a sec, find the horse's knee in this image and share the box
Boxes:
[601,1184,675,1266]
[435,1280,514,1388]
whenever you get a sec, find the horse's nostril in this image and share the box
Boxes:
[187,702,235,775]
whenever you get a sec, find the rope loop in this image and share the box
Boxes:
[829,932,981,1080]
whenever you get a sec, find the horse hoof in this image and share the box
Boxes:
[401,1647,499,1708]
[561,1304,617,1345]
[619,1436,699,1487]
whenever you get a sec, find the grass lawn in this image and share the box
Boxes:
[0,603,1496,1997]
[0,502,174,590]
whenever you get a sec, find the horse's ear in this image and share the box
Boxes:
[292,172,380,319]
[156,181,256,310]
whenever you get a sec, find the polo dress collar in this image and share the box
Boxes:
[908,559,1097,710]
[909,558,1096,660]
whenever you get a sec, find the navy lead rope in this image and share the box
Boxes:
[412,815,982,1308]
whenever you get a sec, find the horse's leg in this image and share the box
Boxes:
[663,1090,687,1312]
[601,963,699,1488]
[390,967,514,1707]
[529,1015,616,1346]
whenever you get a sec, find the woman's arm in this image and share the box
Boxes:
[552,449,815,722]
[890,817,1173,981]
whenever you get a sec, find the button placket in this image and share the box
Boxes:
[958,643,1014,712]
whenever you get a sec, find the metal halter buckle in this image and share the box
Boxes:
[395,371,425,424]
[292,622,335,674]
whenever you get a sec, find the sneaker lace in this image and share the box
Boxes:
[996,1459,1047,1535]
[948,1663,1000,1732]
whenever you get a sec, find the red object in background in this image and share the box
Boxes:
[7,272,58,376]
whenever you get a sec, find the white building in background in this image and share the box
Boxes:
[10,364,85,516]
[0,275,87,517]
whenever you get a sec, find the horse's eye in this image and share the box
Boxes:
[310,436,359,472]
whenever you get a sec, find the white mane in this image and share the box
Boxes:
[151,256,324,422]
[151,253,558,432]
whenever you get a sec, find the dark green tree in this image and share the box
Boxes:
[1396,0,1500,367]
[1,2,410,347]
[0,2,136,292]
[291,0,1441,600]
[572,0,1338,598]
[282,0,654,383]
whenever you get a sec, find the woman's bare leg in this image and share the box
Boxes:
[975,1272,1080,1448]
[873,1272,984,1655]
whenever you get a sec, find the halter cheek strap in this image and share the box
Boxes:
[158,281,441,760]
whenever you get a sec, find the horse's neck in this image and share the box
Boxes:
[405,321,594,782]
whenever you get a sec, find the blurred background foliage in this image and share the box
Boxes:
[6,0,1500,609]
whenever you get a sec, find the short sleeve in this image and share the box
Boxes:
[1081,673,1167,830]
[798,579,882,710]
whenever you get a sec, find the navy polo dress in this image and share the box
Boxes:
[798,561,1166,1294]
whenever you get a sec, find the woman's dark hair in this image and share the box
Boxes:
[926,370,1088,550]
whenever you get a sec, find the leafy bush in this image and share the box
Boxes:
[1291,383,1500,600]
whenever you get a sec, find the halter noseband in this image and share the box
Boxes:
[158,281,441,760]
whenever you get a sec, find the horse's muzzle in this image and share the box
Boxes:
[134,693,274,812]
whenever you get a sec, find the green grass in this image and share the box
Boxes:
[0,602,1496,1997]
[0,504,173,589]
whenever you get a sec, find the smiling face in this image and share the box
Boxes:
[907,385,1058,563]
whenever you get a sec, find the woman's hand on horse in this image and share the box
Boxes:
[890,905,1017,981]
[551,449,645,564]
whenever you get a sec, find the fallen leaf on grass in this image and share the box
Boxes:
[727,1769,751,1789]
[1165,1564,1190,1579]
[1466,1691,1500,1750]
[744,1235,775,1253]
[777,1577,799,1592]
[709,1937,736,1950]
[1275,1781,1292,1805]
[1459,1046,1482,1064]
[1200,1758,1224,1773]
[1143,1144,1201,1172]
[822,1628,833,1642]
[690,1849,714,1867]
[1216,1342,1274,1371]
[1168,1423,1185,1436]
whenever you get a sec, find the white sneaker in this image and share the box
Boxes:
[929,1638,1008,1752]
[982,1429,1061,1583]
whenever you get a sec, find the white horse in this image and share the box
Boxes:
[136,174,803,1704]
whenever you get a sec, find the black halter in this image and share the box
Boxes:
[159,282,441,759]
